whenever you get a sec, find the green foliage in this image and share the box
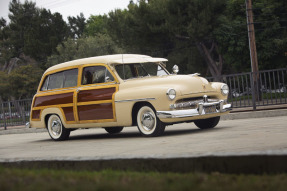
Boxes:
[1,167,287,191]
[46,34,124,67]
[8,64,43,99]
[4,0,68,61]
[0,71,9,101]
[68,13,86,39]
[104,0,170,55]
[85,15,109,36]
[216,0,287,72]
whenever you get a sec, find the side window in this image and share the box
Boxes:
[63,69,78,88]
[48,72,64,90]
[41,68,78,91]
[82,66,114,85]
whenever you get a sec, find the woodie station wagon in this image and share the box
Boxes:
[29,54,232,141]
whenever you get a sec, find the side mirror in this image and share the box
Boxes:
[172,65,179,74]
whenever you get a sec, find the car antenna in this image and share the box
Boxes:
[122,54,125,80]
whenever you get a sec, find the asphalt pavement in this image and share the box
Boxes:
[0,108,286,173]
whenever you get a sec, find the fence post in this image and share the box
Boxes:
[250,73,257,110]
[1,102,7,130]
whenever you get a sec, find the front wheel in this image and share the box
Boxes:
[194,116,220,129]
[136,105,166,137]
[47,114,70,141]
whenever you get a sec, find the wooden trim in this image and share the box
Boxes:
[33,92,74,107]
[31,110,41,121]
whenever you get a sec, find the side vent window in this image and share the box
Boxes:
[40,76,49,91]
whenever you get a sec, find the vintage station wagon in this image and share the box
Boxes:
[29,54,231,141]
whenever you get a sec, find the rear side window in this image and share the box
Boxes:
[48,72,65,90]
[40,68,78,91]
[63,69,78,88]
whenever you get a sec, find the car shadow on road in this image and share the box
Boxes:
[163,126,228,137]
[34,125,231,142]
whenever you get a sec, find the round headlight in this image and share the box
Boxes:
[166,88,176,100]
[221,84,229,96]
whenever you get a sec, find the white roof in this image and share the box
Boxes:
[45,54,168,74]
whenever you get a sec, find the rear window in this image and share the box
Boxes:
[40,69,78,91]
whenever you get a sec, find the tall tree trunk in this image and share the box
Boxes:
[196,41,223,81]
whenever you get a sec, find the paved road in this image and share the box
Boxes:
[0,115,286,162]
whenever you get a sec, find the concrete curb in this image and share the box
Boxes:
[1,155,287,174]
[0,127,46,135]
[222,108,287,120]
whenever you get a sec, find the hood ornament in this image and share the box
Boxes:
[203,95,208,103]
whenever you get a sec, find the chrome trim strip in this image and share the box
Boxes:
[38,87,77,94]
[157,102,232,119]
[38,82,118,94]
[115,98,156,103]
[81,82,118,88]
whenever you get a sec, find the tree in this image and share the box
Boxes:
[106,0,174,58]
[165,0,227,79]
[215,0,287,72]
[68,13,86,39]
[46,34,124,67]
[0,71,10,101]
[8,64,43,100]
[2,0,68,64]
[84,15,109,36]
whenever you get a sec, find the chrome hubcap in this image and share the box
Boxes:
[51,120,61,135]
[141,112,155,131]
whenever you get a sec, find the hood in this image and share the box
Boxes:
[119,75,216,95]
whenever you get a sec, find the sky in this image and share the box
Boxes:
[0,0,132,22]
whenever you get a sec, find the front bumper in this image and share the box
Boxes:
[157,100,232,119]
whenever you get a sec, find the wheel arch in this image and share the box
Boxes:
[41,108,66,128]
[132,101,155,126]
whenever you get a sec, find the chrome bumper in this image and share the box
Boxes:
[157,100,232,119]
[25,122,31,128]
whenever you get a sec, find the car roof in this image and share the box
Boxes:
[45,54,168,74]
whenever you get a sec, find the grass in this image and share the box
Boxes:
[1,166,287,191]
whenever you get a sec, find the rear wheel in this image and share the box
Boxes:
[104,127,124,134]
[136,105,166,137]
[194,116,220,129]
[47,114,70,141]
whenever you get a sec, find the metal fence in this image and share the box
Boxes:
[0,99,32,129]
[207,68,287,109]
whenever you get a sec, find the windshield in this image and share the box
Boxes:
[114,62,168,80]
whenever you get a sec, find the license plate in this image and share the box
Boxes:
[204,105,217,114]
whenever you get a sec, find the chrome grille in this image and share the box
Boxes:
[170,96,221,110]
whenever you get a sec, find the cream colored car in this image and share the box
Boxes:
[30,54,231,141]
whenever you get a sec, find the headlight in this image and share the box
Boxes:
[221,84,229,96]
[166,88,176,100]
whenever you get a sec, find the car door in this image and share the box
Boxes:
[75,64,118,123]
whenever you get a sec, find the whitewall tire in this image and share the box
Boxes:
[47,114,70,141]
[136,105,166,137]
